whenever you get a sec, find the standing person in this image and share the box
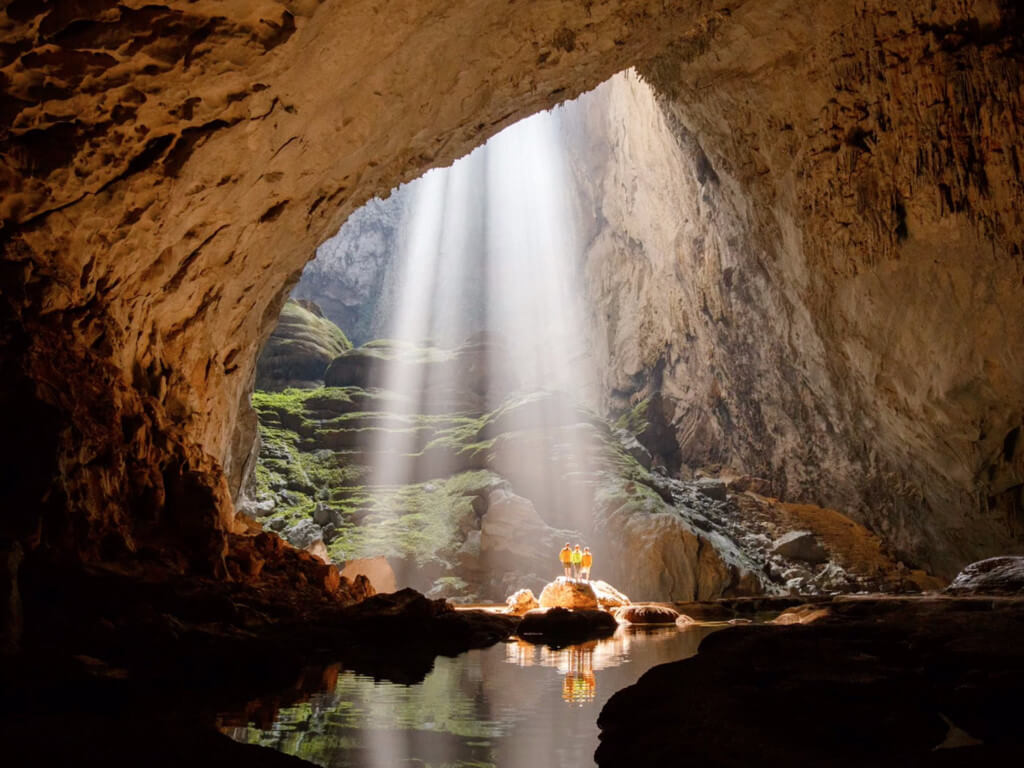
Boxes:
[581,547,593,582]
[559,543,572,579]
[571,544,583,580]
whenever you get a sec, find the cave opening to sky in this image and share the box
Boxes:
[250,73,628,600]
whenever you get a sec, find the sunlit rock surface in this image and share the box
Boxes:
[504,588,540,616]
[567,28,1024,578]
[248,335,937,602]
[538,578,601,610]
[592,579,631,609]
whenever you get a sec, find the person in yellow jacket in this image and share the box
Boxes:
[559,543,572,578]
[570,544,583,579]
[581,547,593,581]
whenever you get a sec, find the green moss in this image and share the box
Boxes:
[614,396,650,435]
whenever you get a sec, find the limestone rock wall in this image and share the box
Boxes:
[565,4,1024,576]
[292,189,409,346]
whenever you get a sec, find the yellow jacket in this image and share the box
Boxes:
[582,552,593,568]
[559,547,572,564]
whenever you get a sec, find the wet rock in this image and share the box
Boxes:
[518,607,618,643]
[946,556,1024,596]
[597,597,1024,767]
[770,604,832,625]
[772,530,828,563]
[592,580,631,609]
[505,588,540,615]
[615,604,681,624]
[538,577,599,610]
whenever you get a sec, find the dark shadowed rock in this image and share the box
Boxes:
[614,604,681,624]
[518,607,618,643]
[597,596,1024,767]
[945,556,1024,596]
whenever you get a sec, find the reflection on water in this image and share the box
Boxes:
[221,625,717,768]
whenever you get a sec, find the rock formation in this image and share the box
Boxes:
[504,588,540,616]
[614,605,682,625]
[597,596,1024,766]
[255,299,352,391]
[945,555,1024,595]
[538,578,601,611]
[1,1,1022,654]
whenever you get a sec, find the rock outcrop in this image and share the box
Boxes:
[945,556,1024,596]
[566,20,1024,578]
[597,596,1024,766]
[340,556,397,595]
[517,607,618,643]
[592,580,631,609]
[771,531,828,564]
[614,604,682,625]
[538,578,600,610]
[504,588,540,616]
[255,299,352,391]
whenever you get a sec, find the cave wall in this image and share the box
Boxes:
[564,3,1024,576]
[0,0,1021,603]
[0,0,705,588]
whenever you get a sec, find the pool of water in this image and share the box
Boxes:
[220,624,719,768]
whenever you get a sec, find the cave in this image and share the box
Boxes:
[2,2,1023,767]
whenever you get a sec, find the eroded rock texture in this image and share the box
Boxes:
[567,7,1024,577]
[0,0,1022,652]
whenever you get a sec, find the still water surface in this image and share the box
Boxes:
[221,624,717,768]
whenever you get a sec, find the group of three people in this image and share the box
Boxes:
[559,543,593,581]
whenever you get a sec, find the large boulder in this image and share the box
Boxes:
[283,519,324,550]
[615,605,681,624]
[505,588,540,616]
[945,556,1024,596]
[255,299,352,390]
[518,607,618,643]
[771,531,828,564]
[592,580,631,609]
[538,577,600,610]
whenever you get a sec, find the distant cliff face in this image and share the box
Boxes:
[292,191,408,346]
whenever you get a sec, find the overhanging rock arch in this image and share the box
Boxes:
[0,0,1022,604]
[0,0,714,572]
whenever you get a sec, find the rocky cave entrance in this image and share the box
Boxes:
[242,70,940,607]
